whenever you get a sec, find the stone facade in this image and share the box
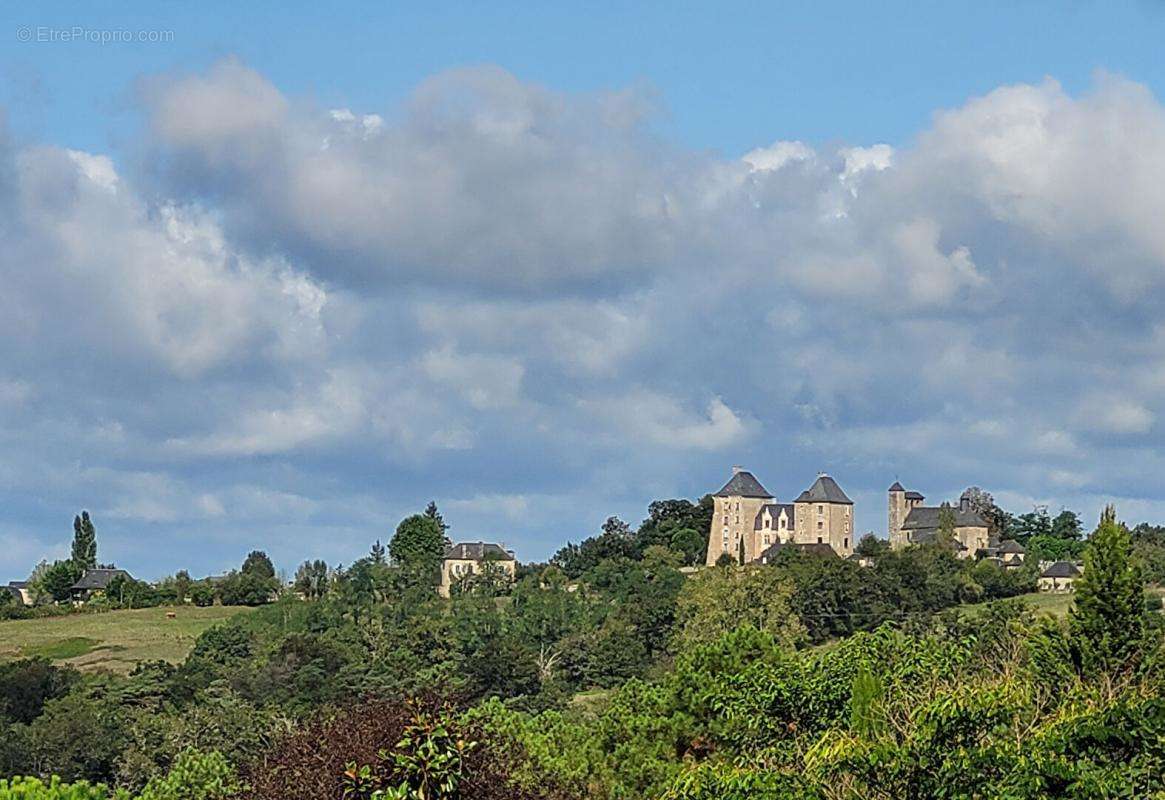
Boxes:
[439,541,516,597]
[705,468,855,564]
[888,484,989,558]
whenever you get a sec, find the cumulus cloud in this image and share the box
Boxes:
[5,63,1165,576]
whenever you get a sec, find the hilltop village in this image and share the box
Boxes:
[702,467,1079,589]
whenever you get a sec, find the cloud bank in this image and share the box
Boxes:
[3,62,1165,576]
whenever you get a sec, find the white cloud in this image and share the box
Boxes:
[743,140,815,172]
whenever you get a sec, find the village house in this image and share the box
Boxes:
[70,567,132,603]
[1038,560,1082,592]
[439,542,516,597]
[705,467,856,564]
[5,581,30,605]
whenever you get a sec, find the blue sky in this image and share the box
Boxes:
[3,1,1165,579]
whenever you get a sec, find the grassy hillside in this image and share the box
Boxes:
[0,605,252,673]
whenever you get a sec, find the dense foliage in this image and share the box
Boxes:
[2,500,1163,799]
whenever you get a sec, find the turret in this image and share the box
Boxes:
[888,481,907,549]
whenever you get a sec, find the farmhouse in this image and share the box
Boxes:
[5,581,30,605]
[439,542,516,597]
[71,568,132,603]
[705,467,856,564]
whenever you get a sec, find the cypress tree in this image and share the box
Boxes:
[71,511,97,570]
[1069,505,1145,676]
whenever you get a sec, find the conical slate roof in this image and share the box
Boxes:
[888,481,905,492]
[714,470,773,498]
[796,474,853,505]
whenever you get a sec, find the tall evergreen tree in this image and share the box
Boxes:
[71,511,97,570]
[937,504,957,545]
[424,501,449,542]
[1069,505,1146,676]
[370,539,386,564]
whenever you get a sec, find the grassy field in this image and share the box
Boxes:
[0,606,253,674]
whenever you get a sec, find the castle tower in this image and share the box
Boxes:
[888,481,907,548]
[791,473,855,556]
[705,466,773,566]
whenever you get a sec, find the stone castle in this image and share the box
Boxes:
[887,482,989,557]
[705,468,997,563]
[705,467,855,565]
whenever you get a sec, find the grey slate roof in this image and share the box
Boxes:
[714,470,773,498]
[8,581,28,589]
[900,504,988,531]
[444,542,515,561]
[2,585,23,602]
[756,541,838,562]
[888,481,905,492]
[753,503,796,530]
[71,568,131,591]
[1041,561,1081,579]
[795,474,853,505]
[904,491,925,500]
[998,540,1026,554]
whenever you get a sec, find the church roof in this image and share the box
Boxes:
[714,470,773,498]
[444,542,515,561]
[795,474,853,505]
[901,505,987,531]
[888,481,905,492]
[1040,561,1081,579]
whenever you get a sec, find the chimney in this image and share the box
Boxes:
[732,465,743,475]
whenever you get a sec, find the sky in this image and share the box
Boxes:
[3,1,1165,579]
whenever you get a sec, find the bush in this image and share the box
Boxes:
[0,776,125,799]
[237,698,551,800]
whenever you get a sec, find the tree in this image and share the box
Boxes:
[390,514,446,582]
[71,511,97,570]
[174,570,192,604]
[855,533,888,557]
[936,504,957,546]
[37,560,82,603]
[294,560,330,600]
[190,582,215,607]
[241,551,276,580]
[424,501,449,541]
[1051,509,1083,541]
[370,539,387,564]
[1014,506,1052,542]
[1069,505,1146,676]
[960,487,1011,538]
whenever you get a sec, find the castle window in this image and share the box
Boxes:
[817,537,823,544]
[844,538,849,549]
[763,535,770,545]
[817,521,823,530]
[817,505,823,515]
[764,519,770,529]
